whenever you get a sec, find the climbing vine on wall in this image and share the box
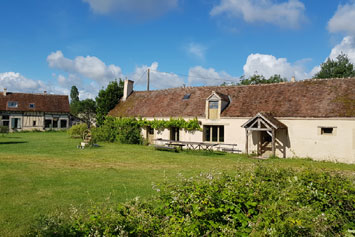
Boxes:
[138,117,202,131]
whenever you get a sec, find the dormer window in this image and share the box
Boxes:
[206,91,230,120]
[8,101,18,108]
[29,103,35,108]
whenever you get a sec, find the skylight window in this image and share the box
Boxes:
[7,101,18,108]
[29,103,35,108]
[183,94,191,100]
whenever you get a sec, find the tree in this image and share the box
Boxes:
[314,53,355,79]
[96,79,124,126]
[70,86,79,103]
[238,74,287,85]
[78,99,97,128]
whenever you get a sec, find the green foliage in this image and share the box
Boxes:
[96,80,124,126]
[29,167,355,236]
[91,117,143,144]
[138,117,201,131]
[70,86,79,103]
[0,126,9,135]
[239,74,287,85]
[78,98,97,128]
[314,53,355,79]
[67,123,88,139]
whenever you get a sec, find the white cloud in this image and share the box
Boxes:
[47,50,123,86]
[188,66,239,86]
[0,72,48,92]
[82,0,178,17]
[243,53,310,80]
[328,36,355,63]
[186,43,207,60]
[328,3,355,36]
[130,62,184,89]
[210,0,305,28]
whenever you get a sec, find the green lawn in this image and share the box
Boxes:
[0,132,354,236]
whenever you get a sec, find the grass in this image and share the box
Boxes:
[0,131,354,236]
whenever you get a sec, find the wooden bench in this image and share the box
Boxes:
[155,145,177,152]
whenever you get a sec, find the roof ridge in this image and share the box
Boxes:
[1,92,68,97]
[132,77,355,93]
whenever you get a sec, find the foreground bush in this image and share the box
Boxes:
[67,123,88,139]
[29,167,355,236]
[0,125,9,135]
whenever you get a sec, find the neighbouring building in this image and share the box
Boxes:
[0,89,70,131]
[109,78,355,164]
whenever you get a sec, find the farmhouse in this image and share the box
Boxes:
[109,78,355,163]
[0,89,70,131]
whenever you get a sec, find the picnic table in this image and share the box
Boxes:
[154,139,219,151]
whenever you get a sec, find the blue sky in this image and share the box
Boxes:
[0,0,354,98]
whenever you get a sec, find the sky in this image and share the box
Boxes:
[0,0,355,99]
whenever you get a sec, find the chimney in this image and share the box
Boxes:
[3,88,7,96]
[43,91,47,94]
[291,76,296,82]
[122,79,134,101]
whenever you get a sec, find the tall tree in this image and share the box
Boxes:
[70,86,80,116]
[96,79,124,126]
[314,53,355,79]
[238,74,287,85]
[70,86,79,103]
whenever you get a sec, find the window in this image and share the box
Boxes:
[3,121,9,127]
[33,121,36,126]
[204,125,224,142]
[45,119,52,128]
[7,101,18,108]
[147,126,154,135]
[60,120,67,128]
[2,115,9,120]
[11,118,21,129]
[183,94,191,100]
[29,103,35,108]
[170,127,180,141]
[321,127,334,135]
[209,101,219,109]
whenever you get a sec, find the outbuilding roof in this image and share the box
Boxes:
[109,78,355,118]
[0,92,70,113]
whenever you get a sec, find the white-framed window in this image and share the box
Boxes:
[203,125,224,142]
[8,101,18,108]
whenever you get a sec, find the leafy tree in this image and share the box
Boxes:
[70,86,79,103]
[239,74,287,85]
[79,99,97,128]
[70,86,80,116]
[95,79,124,126]
[314,53,355,79]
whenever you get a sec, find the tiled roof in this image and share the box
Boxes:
[109,78,355,118]
[0,92,70,113]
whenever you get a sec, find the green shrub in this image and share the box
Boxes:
[29,167,355,236]
[0,126,9,135]
[91,117,142,144]
[67,123,88,138]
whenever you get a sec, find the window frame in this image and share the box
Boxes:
[203,125,224,143]
[7,101,18,108]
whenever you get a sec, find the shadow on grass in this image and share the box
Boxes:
[0,141,28,145]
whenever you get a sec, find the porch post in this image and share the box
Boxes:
[272,129,276,157]
[245,129,249,155]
